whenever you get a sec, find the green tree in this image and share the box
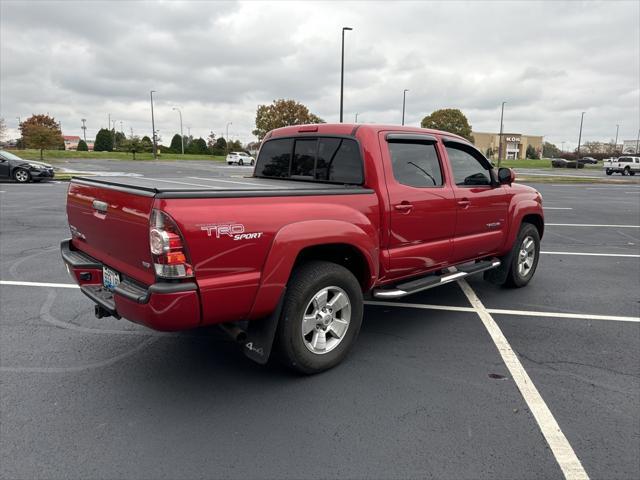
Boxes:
[140,136,153,152]
[114,131,126,150]
[252,98,324,140]
[0,117,6,140]
[420,108,473,142]
[94,128,114,151]
[18,114,64,159]
[121,136,144,160]
[169,133,184,153]
[186,137,208,154]
[526,144,539,159]
[227,139,243,151]
[542,141,561,158]
[77,139,89,151]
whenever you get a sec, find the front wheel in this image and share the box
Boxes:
[623,167,630,176]
[276,261,363,374]
[250,159,255,166]
[13,168,31,183]
[606,169,612,176]
[504,223,541,288]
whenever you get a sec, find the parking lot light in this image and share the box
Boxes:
[150,90,157,159]
[576,111,585,168]
[172,107,184,155]
[498,101,506,167]
[340,26,353,123]
[402,89,409,126]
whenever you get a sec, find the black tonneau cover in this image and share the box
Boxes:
[72,176,373,199]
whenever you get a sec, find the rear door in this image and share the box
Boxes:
[442,140,509,263]
[381,133,456,279]
[66,180,156,285]
[0,154,9,178]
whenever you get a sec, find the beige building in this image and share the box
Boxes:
[473,132,543,160]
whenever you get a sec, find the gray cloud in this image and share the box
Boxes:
[1,0,638,148]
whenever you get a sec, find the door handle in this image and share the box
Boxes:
[457,198,470,208]
[394,202,413,213]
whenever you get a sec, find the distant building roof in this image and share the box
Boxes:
[63,136,81,141]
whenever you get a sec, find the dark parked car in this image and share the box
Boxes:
[578,157,598,164]
[0,150,55,183]
[551,158,585,169]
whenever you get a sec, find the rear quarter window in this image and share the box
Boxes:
[255,136,363,184]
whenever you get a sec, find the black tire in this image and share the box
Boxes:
[623,167,630,176]
[13,168,31,183]
[250,159,255,166]
[606,169,612,176]
[238,159,244,166]
[504,223,541,288]
[276,261,363,374]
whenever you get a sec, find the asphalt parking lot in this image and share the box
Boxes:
[1,161,639,480]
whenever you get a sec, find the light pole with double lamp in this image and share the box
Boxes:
[339,26,353,123]
[150,90,157,159]
[576,111,585,168]
[402,89,409,126]
[497,101,506,167]
[172,107,184,155]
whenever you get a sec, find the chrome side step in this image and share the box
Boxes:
[373,259,501,299]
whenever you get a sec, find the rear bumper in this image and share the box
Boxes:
[61,239,201,331]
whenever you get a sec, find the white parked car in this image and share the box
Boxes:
[603,156,640,176]
[226,151,255,166]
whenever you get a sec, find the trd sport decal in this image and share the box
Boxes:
[199,223,263,240]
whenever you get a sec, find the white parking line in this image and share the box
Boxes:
[143,177,224,189]
[0,280,79,289]
[365,301,640,323]
[187,176,279,188]
[547,223,640,228]
[457,279,589,480]
[542,251,640,258]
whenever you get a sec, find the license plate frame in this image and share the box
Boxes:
[102,265,121,291]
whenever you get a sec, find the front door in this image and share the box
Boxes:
[443,142,509,263]
[382,133,457,280]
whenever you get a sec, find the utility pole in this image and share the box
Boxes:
[187,126,191,137]
[636,129,640,154]
[108,113,111,131]
[613,124,619,154]
[81,119,87,142]
[402,89,409,126]
[130,127,134,138]
[354,113,359,123]
[172,107,184,154]
[339,26,353,123]
[497,101,506,167]
[576,111,585,168]
[226,122,232,152]
[120,120,123,134]
[150,90,157,159]
[561,141,565,153]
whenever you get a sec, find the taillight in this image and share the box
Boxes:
[149,209,194,279]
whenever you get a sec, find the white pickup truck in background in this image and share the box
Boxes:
[604,156,640,176]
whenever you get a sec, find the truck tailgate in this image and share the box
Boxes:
[66,179,156,285]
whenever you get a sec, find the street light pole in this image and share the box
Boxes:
[226,122,232,152]
[150,90,157,159]
[576,111,585,168]
[561,141,565,153]
[402,89,409,126]
[614,124,619,154]
[172,107,184,155]
[497,101,506,167]
[81,119,87,142]
[354,113,359,123]
[339,26,353,123]
[636,129,640,154]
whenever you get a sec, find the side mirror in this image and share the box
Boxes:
[498,167,516,185]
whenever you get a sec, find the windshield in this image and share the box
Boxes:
[0,150,25,162]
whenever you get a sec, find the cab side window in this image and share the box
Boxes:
[388,142,443,187]
[446,145,491,186]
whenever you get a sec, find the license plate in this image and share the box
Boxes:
[102,266,120,290]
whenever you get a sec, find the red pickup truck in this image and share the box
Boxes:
[61,124,544,373]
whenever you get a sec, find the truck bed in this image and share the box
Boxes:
[72,176,373,198]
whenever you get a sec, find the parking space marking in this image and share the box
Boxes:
[0,280,79,289]
[457,279,589,480]
[142,177,225,189]
[187,176,280,188]
[541,251,640,258]
[547,223,640,228]
[365,301,639,323]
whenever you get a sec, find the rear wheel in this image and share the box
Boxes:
[623,167,630,176]
[276,261,363,374]
[13,168,31,183]
[238,159,244,166]
[250,159,255,166]
[606,169,612,176]
[504,223,541,288]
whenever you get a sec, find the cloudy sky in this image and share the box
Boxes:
[1,0,638,148]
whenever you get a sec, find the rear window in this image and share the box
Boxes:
[255,137,363,184]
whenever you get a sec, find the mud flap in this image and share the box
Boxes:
[484,249,513,286]
[241,290,285,365]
